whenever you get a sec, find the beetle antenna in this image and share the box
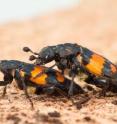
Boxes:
[29,55,38,61]
[23,47,38,55]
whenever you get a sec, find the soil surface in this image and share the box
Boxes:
[0,0,117,124]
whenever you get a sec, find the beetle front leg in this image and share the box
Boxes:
[15,69,34,109]
[0,74,13,97]
[68,65,78,97]
[68,73,75,97]
[68,57,83,97]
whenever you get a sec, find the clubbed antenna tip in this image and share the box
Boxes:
[23,47,31,52]
[23,47,39,55]
[29,55,37,61]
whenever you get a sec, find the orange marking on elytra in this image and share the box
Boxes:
[85,54,105,76]
[30,66,47,86]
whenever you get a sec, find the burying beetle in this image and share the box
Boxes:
[23,43,117,96]
[0,60,83,108]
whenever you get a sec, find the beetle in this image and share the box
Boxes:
[0,60,83,108]
[23,43,117,95]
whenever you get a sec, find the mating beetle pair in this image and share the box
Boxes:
[1,43,117,108]
[23,43,117,95]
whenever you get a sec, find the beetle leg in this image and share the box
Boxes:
[21,77,34,109]
[85,76,110,96]
[15,69,34,109]
[43,87,55,94]
[2,85,7,97]
[68,57,85,96]
[0,81,9,98]
[0,81,10,86]
[45,74,69,97]
[44,63,57,73]
[99,79,110,97]
[43,86,68,97]
[68,73,75,97]
[53,87,68,97]
[0,73,13,97]
[68,59,79,97]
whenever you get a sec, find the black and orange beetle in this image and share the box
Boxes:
[0,60,83,108]
[23,43,117,95]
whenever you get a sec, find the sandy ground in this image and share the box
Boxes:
[0,0,117,124]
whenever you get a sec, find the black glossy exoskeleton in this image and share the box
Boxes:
[0,60,83,108]
[23,43,117,95]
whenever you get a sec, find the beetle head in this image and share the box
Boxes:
[35,46,55,65]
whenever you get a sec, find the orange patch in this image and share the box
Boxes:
[30,66,48,86]
[85,54,105,76]
[56,72,65,83]
[110,64,117,73]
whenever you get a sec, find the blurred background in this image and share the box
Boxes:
[0,0,117,62]
[0,0,80,23]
